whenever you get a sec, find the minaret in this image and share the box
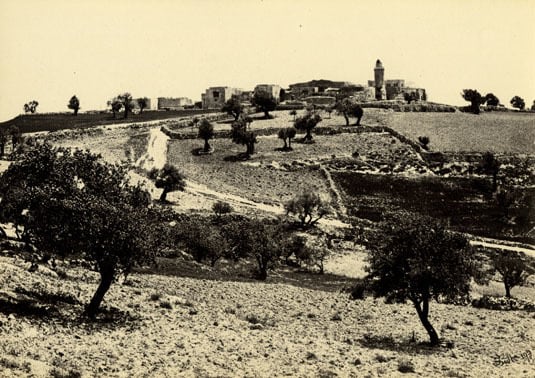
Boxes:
[374,59,385,100]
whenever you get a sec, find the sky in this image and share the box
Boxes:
[0,0,534,121]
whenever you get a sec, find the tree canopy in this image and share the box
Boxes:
[365,214,482,345]
[68,95,80,115]
[334,98,363,126]
[510,96,525,110]
[197,119,214,153]
[149,163,186,202]
[294,113,322,142]
[253,91,277,118]
[461,89,483,114]
[0,144,162,317]
[221,96,244,121]
[484,93,500,107]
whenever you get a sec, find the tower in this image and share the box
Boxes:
[374,59,385,100]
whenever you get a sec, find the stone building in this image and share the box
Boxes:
[157,97,192,110]
[368,59,426,101]
[202,87,243,110]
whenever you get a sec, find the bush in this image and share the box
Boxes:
[212,201,233,219]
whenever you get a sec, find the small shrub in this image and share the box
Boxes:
[212,201,233,219]
[397,359,415,373]
[149,293,161,301]
[375,354,389,363]
[160,300,173,309]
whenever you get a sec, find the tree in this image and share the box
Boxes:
[8,126,22,150]
[0,128,9,157]
[238,219,281,280]
[285,190,330,227]
[0,144,162,318]
[404,92,418,104]
[212,201,233,220]
[221,96,244,121]
[480,151,500,192]
[149,163,186,202]
[365,214,481,345]
[231,117,257,156]
[418,136,430,150]
[277,127,297,150]
[179,218,229,267]
[137,97,149,114]
[294,113,322,142]
[510,96,525,110]
[197,119,214,153]
[108,98,123,118]
[531,100,535,111]
[484,93,500,107]
[117,93,135,119]
[289,109,297,121]
[23,100,39,114]
[253,91,277,119]
[461,89,483,114]
[67,95,80,115]
[490,251,535,298]
[335,98,363,126]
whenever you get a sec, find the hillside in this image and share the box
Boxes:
[0,110,216,134]
[1,109,534,377]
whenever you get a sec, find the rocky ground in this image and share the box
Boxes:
[1,254,534,378]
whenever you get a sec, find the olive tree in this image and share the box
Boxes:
[489,250,535,298]
[221,96,244,121]
[0,144,163,318]
[197,119,214,153]
[68,95,80,115]
[365,214,482,346]
[231,117,257,156]
[461,89,483,114]
[335,98,363,126]
[285,190,330,227]
[277,127,297,150]
[149,163,186,202]
[294,113,322,142]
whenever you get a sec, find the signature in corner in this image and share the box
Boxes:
[493,349,533,366]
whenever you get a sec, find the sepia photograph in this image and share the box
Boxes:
[0,0,534,377]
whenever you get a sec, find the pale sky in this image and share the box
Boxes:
[0,0,534,121]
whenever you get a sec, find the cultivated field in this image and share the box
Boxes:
[387,111,535,154]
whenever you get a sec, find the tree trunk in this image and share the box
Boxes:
[247,142,255,155]
[305,130,313,141]
[282,139,288,149]
[204,139,211,152]
[505,282,511,298]
[356,116,362,126]
[344,114,349,126]
[288,138,292,149]
[413,298,440,346]
[160,188,168,202]
[74,108,78,116]
[85,267,115,318]
[264,110,270,119]
[124,109,128,119]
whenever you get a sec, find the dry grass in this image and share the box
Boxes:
[388,111,535,154]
